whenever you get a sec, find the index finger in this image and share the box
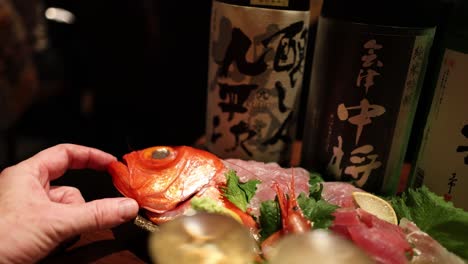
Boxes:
[16,143,117,181]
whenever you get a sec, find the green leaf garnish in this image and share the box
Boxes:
[309,171,324,186]
[222,170,260,212]
[389,186,468,259]
[309,171,324,201]
[297,193,339,229]
[259,199,281,240]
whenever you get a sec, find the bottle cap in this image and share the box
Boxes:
[215,0,310,11]
[321,0,442,28]
[446,0,468,38]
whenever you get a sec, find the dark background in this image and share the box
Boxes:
[0,0,459,170]
[1,0,214,166]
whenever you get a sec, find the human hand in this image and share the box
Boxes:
[0,144,139,264]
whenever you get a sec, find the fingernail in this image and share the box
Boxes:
[119,199,138,220]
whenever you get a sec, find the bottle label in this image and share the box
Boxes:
[302,17,435,195]
[206,1,310,163]
[414,48,468,210]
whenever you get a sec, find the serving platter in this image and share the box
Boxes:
[133,214,159,233]
[108,144,468,264]
[111,212,155,262]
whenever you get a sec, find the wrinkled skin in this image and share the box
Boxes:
[108,146,227,214]
[0,144,139,264]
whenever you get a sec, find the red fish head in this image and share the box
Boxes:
[108,146,226,213]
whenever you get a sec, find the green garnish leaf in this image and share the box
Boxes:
[222,170,260,212]
[259,199,281,240]
[309,171,324,186]
[389,186,468,259]
[309,171,325,201]
[297,193,339,229]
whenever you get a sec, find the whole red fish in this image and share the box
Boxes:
[108,146,226,213]
[108,145,257,229]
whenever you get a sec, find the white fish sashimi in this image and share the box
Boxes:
[223,159,310,217]
[399,218,466,264]
[321,182,363,208]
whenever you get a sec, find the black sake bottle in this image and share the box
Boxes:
[300,0,442,195]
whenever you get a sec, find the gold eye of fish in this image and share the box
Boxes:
[152,148,171,159]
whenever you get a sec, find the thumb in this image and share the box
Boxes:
[64,197,139,234]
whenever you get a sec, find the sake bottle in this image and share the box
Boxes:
[205,0,314,165]
[300,0,440,195]
[409,0,468,210]
[404,0,458,167]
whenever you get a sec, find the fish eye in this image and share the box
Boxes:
[152,148,171,159]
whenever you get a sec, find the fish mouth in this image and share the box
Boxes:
[142,187,204,214]
[174,191,199,207]
[142,184,223,225]
[142,192,200,225]
[144,191,199,212]
[113,155,216,214]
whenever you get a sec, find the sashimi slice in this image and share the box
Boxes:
[399,218,466,264]
[321,182,363,208]
[331,208,412,264]
[223,159,310,217]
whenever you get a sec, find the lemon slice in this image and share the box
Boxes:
[352,192,398,225]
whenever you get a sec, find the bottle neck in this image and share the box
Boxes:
[446,1,468,40]
[214,0,310,11]
[320,0,447,28]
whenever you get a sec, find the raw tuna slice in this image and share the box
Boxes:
[223,159,310,217]
[321,182,363,208]
[331,208,412,264]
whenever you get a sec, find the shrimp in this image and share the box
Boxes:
[260,169,312,258]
